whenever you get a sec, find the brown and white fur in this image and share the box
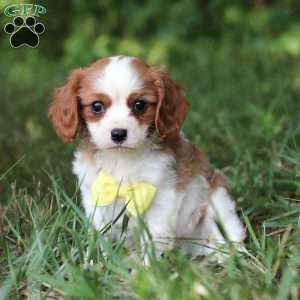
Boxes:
[49,56,245,262]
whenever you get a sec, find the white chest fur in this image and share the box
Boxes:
[72,146,179,230]
[73,146,175,190]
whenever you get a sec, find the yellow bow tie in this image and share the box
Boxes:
[91,171,157,217]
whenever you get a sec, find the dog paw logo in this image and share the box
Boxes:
[4,16,45,48]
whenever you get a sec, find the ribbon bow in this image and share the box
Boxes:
[91,171,156,217]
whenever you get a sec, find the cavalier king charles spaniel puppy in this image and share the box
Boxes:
[49,56,245,263]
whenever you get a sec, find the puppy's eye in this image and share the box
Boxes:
[91,101,104,113]
[133,99,147,113]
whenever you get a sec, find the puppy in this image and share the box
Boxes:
[49,56,245,262]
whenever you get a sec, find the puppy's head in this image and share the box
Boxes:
[49,56,189,149]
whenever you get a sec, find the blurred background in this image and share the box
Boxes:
[0,0,300,209]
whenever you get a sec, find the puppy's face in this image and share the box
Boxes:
[80,57,158,150]
[49,56,189,150]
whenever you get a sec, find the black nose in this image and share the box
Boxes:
[111,128,127,144]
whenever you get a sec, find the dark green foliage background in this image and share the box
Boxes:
[0,1,300,299]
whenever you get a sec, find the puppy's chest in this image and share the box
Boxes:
[73,148,175,190]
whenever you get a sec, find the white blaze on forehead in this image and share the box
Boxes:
[93,56,143,101]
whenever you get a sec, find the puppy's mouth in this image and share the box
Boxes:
[109,144,135,150]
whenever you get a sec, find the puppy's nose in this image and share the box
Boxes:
[111,128,127,144]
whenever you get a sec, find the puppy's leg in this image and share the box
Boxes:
[199,186,246,260]
[81,187,126,241]
[141,188,183,265]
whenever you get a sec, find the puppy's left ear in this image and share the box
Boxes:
[151,67,189,139]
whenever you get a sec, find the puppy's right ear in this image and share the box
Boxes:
[48,69,85,143]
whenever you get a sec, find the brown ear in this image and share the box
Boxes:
[48,69,84,143]
[151,67,189,139]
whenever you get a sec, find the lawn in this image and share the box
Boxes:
[1,2,300,299]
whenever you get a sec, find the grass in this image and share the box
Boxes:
[1,35,300,299]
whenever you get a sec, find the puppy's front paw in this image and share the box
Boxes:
[206,242,246,264]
